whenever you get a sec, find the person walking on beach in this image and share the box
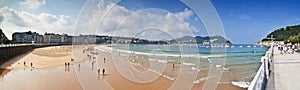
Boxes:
[30,62,33,68]
[172,63,175,69]
[98,68,101,75]
[104,57,106,63]
[24,61,26,66]
[65,62,67,67]
[102,69,105,75]
[67,62,70,67]
[92,61,95,66]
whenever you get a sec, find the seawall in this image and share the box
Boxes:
[0,44,71,65]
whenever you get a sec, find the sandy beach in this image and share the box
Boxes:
[0,45,246,90]
[0,45,90,69]
[75,45,245,90]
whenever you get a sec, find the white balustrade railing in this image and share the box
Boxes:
[248,45,273,90]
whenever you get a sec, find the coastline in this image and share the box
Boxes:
[88,45,247,90]
[0,44,248,90]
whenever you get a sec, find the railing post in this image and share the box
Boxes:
[262,54,269,80]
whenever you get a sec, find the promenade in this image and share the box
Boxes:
[271,48,300,89]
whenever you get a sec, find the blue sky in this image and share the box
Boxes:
[114,0,300,43]
[211,0,300,43]
[1,0,300,44]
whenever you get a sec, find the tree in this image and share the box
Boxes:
[266,25,300,41]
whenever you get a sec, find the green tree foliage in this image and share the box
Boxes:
[267,25,300,41]
[0,28,10,44]
[285,33,300,44]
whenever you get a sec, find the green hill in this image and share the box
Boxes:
[266,25,300,41]
[0,28,9,44]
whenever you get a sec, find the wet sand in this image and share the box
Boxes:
[0,45,246,90]
[78,47,246,90]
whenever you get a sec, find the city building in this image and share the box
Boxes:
[61,34,73,43]
[12,31,41,43]
[43,33,62,43]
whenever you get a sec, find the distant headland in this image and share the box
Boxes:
[256,24,300,46]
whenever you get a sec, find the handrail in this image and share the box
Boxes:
[248,45,273,90]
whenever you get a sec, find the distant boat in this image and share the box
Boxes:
[231,45,235,48]
[247,45,251,48]
[239,46,243,48]
[225,45,230,48]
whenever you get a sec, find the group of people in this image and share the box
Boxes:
[65,62,71,67]
[23,61,34,68]
[86,49,107,76]
[278,44,298,54]
[64,62,71,72]
[96,57,106,75]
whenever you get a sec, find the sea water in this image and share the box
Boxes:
[95,44,268,88]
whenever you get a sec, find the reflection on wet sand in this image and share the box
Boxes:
[0,66,82,90]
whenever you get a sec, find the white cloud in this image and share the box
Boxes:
[237,14,252,20]
[0,7,73,39]
[20,0,46,9]
[75,0,197,40]
[0,0,199,40]
[175,8,194,20]
[229,13,253,20]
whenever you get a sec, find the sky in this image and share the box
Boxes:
[0,0,300,44]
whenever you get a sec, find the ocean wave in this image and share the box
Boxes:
[158,60,168,63]
[95,46,228,58]
[231,81,250,88]
[183,62,196,66]
[95,46,266,64]
[193,76,210,84]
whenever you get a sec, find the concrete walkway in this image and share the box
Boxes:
[273,49,300,89]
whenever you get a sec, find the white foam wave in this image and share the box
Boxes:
[191,67,197,70]
[158,60,168,63]
[193,77,210,84]
[231,81,250,88]
[162,75,175,80]
[149,58,158,61]
[147,69,175,80]
[183,62,195,66]
[215,64,222,68]
[147,69,162,75]
[95,46,227,59]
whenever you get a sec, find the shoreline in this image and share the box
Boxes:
[0,44,247,90]
[89,45,246,90]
